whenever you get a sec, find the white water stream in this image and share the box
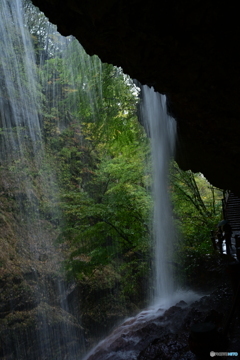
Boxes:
[0,1,200,358]
[141,85,177,305]
[82,87,201,360]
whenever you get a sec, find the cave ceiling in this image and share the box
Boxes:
[31,0,240,194]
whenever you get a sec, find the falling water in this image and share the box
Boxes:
[0,1,199,359]
[82,86,203,360]
[0,0,41,155]
[141,86,176,305]
[0,1,85,358]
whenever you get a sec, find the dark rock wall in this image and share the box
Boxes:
[30,0,240,193]
[0,173,85,359]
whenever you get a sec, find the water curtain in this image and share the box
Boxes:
[0,1,85,358]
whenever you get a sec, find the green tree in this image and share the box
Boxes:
[170,162,223,285]
[36,37,152,302]
[56,109,151,301]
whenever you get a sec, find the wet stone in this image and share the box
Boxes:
[84,285,234,360]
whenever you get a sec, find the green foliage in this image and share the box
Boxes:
[170,162,223,285]
[1,1,225,312]
[33,37,152,302]
[56,118,151,299]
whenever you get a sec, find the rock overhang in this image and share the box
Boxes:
[30,0,240,193]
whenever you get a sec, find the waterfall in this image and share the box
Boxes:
[0,1,200,359]
[0,1,85,358]
[82,87,201,360]
[0,0,41,155]
[82,84,203,360]
[141,86,176,305]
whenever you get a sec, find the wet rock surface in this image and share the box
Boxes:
[0,174,146,359]
[0,271,85,360]
[0,303,85,360]
[0,183,86,359]
[84,285,239,360]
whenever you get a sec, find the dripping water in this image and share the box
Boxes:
[0,1,200,359]
[0,0,41,155]
[0,1,85,358]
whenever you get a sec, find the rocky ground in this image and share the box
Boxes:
[1,169,240,360]
[83,284,240,360]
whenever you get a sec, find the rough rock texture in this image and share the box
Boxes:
[0,171,144,358]
[0,174,86,359]
[83,285,239,360]
[67,268,145,349]
[31,0,240,194]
